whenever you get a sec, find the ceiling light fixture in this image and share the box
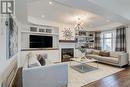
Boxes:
[75,17,84,35]
[41,15,45,18]
[49,1,53,5]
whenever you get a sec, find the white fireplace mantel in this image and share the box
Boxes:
[59,42,76,49]
[59,42,84,59]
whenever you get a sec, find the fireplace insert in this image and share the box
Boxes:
[61,48,74,62]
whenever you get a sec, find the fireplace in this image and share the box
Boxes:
[61,48,74,62]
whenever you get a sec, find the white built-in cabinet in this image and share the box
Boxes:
[21,24,59,49]
[75,31,95,49]
[20,24,60,65]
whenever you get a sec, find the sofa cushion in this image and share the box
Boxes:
[86,54,118,64]
[99,51,110,57]
[99,57,119,64]
[92,50,100,55]
[29,63,40,68]
[86,54,101,59]
[110,52,124,58]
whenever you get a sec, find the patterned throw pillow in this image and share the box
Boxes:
[99,51,110,57]
[92,50,100,55]
[37,54,47,66]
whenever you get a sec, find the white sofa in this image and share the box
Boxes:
[22,53,68,87]
[86,50,129,67]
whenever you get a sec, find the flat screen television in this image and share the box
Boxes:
[30,35,53,48]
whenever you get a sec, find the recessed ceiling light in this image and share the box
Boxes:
[41,15,45,18]
[49,1,52,5]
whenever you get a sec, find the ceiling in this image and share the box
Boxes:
[27,0,130,30]
[90,0,130,20]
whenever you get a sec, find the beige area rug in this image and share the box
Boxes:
[68,62,124,87]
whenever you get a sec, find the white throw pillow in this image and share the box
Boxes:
[92,50,100,55]
[110,52,124,58]
[25,52,41,68]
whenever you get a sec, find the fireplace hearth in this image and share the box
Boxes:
[61,48,74,62]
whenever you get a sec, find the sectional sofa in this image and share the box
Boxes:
[86,50,129,67]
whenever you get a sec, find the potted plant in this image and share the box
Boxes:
[78,46,86,60]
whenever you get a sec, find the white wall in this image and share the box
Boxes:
[15,0,28,24]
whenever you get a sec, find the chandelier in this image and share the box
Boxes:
[74,17,84,35]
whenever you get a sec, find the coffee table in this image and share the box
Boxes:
[70,58,98,73]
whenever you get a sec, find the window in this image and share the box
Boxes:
[101,31,116,51]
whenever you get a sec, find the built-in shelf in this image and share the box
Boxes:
[75,35,94,38]
[75,31,95,48]
[21,48,59,51]
[21,24,59,50]
[21,31,59,36]
[59,40,76,43]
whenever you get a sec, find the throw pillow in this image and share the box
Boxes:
[99,51,110,57]
[37,54,46,66]
[110,51,124,58]
[92,50,100,55]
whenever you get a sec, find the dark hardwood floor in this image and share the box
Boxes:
[12,66,130,87]
[82,66,130,87]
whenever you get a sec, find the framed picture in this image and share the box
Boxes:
[7,15,18,59]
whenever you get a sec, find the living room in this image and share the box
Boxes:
[0,0,130,87]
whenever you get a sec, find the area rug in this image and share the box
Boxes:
[68,62,124,87]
